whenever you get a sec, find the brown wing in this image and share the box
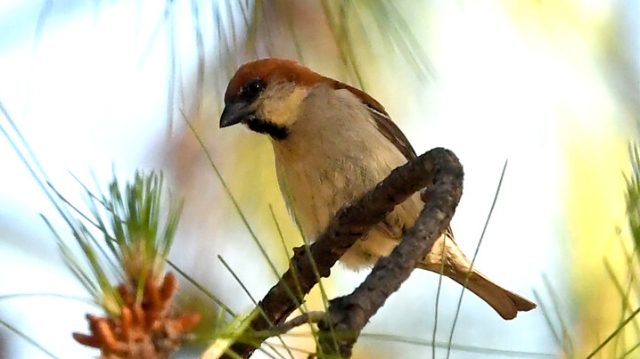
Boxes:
[332,80,417,161]
[335,82,456,240]
[365,106,417,161]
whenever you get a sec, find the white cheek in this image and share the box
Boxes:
[259,87,309,126]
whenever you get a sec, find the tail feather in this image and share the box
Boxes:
[419,232,536,320]
[448,271,537,320]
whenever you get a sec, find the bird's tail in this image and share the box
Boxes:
[445,269,536,320]
[418,232,536,320]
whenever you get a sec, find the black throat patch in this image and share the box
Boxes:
[246,118,289,141]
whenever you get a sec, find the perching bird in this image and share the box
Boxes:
[219,58,536,319]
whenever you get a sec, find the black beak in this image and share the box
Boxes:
[220,101,254,128]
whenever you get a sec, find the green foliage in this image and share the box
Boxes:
[626,143,640,257]
[534,142,640,359]
[47,171,183,315]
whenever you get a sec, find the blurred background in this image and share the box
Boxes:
[0,0,638,358]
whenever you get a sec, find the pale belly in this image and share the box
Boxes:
[274,150,425,270]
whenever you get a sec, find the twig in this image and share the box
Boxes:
[222,147,462,358]
[261,311,327,337]
[317,148,463,357]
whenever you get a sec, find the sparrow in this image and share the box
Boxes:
[219,58,536,319]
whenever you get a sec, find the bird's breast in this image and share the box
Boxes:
[272,130,415,244]
[269,85,420,268]
[274,147,367,240]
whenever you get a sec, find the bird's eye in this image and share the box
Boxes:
[241,79,266,101]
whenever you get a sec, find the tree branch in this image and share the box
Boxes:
[260,311,327,336]
[317,148,463,357]
[221,147,462,359]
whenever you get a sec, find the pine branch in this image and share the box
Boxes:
[317,148,463,358]
[222,147,463,359]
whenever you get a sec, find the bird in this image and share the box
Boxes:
[219,58,536,320]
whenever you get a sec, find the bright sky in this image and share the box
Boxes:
[0,1,635,358]
[0,2,174,358]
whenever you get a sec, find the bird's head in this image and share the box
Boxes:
[219,58,388,142]
[219,58,326,140]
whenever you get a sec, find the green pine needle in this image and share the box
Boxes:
[47,171,183,315]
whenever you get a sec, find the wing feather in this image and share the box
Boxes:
[331,80,417,161]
